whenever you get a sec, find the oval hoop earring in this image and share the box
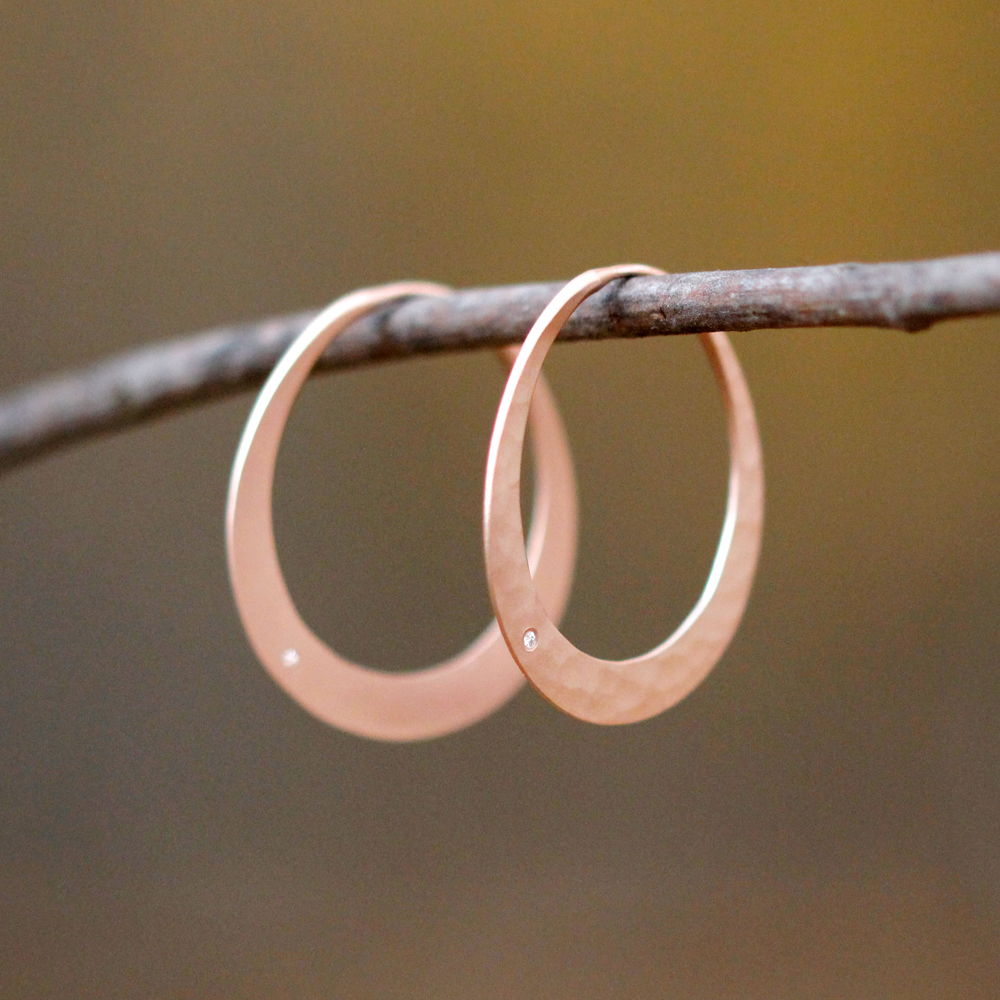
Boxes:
[484,265,764,725]
[227,283,578,741]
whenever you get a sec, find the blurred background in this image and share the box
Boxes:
[2,0,1000,996]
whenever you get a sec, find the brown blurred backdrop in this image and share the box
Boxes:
[2,1,1000,996]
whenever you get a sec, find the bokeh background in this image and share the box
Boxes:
[2,1,1000,996]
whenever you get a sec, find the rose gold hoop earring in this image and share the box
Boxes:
[484,265,764,725]
[227,283,578,741]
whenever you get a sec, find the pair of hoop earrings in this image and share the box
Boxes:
[226,265,764,741]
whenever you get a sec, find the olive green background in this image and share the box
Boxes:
[2,1,999,996]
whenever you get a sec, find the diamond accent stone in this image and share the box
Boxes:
[522,629,538,652]
[281,648,300,667]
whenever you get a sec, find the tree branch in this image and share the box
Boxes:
[2,252,999,472]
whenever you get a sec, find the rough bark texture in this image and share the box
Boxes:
[2,252,999,472]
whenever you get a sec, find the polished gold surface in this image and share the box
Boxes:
[227,284,578,740]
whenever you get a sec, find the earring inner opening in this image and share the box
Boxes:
[272,351,542,672]
[523,335,728,661]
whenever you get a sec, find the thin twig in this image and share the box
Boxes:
[2,252,999,472]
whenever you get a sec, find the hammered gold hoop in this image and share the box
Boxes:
[227,282,578,741]
[484,265,764,725]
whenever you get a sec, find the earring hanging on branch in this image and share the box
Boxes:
[226,282,579,742]
[483,265,764,724]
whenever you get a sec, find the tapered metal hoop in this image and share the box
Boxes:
[227,283,578,741]
[484,265,764,725]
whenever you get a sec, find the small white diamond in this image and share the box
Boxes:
[281,648,300,667]
[522,629,538,652]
